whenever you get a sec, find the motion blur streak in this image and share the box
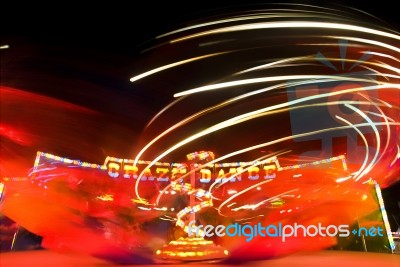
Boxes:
[129,52,228,82]
[173,75,373,97]
[170,21,400,43]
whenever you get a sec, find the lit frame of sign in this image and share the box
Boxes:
[374,183,396,252]
[27,151,349,184]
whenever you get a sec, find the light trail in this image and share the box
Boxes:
[170,21,400,43]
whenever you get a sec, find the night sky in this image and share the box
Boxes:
[1,1,399,229]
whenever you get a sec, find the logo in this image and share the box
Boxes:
[188,221,384,242]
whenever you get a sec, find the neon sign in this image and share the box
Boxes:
[29,151,348,185]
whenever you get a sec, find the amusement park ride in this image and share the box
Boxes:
[0,150,396,263]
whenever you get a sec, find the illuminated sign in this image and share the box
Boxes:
[29,151,347,185]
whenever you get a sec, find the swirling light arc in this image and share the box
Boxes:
[128,5,399,259]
